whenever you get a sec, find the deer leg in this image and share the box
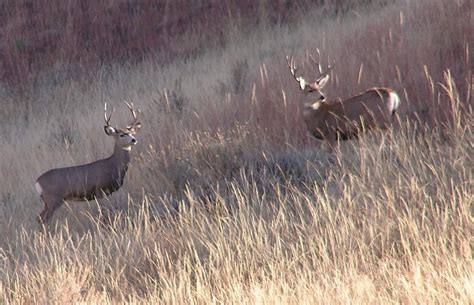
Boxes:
[38,195,63,224]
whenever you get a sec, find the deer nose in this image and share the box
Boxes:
[131,138,137,144]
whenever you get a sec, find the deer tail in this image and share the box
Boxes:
[387,91,400,115]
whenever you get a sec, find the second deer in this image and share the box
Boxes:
[286,53,400,150]
[35,102,142,224]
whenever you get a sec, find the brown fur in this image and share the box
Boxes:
[300,87,400,146]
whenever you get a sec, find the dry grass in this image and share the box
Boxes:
[0,0,473,304]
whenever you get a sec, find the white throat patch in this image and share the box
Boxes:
[305,101,322,110]
[298,78,307,91]
[35,182,43,195]
[311,102,322,110]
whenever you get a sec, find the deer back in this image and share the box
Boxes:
[36,150,130,201]
[303,88,398,140]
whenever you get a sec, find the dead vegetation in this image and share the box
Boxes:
[0,0,472,303]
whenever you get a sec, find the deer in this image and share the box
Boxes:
[286,53,400,151]
[35,102,142,224]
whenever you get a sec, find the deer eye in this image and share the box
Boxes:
[120,134,125,137]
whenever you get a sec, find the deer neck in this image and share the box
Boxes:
[110,144,132,175]
[302,98,325,119]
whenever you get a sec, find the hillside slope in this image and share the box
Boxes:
[0,0,472,303]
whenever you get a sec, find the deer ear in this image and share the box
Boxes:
[127,122,141,134]
[316,74,330,89]
[298,78,306,90]
[104,125,116,135]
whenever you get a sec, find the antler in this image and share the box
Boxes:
[318,61,335,81]
[286,55,297,81]
[286,55,304,83]
[287,55,311,91]
[125,101,141,130]
[104,102,115,126]
[309,49,335,82]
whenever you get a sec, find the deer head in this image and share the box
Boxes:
[286,50,334,102]
[104,102,142,151]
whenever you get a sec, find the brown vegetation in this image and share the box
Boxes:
[0,0,472,303]
[0,0,320,88]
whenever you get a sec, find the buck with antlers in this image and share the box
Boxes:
[286,53,400,149]
[35,102,142,224]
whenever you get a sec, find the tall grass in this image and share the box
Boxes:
[1,118,472,304]
[0,0,472,303]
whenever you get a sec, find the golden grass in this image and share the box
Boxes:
[0,0,473,303]
[1,123,472,304]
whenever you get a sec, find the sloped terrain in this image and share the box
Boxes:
[0,0,472,303]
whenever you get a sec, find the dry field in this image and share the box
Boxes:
[0,0,472,304]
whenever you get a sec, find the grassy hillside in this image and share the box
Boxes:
[0,0,472,303]
[0,0,327,88]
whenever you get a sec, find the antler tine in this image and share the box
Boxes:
[309,48,323,75]
[316,49,322,74]
[310,49,335,81]
[124,101,140,127]
[286,55,300,83]
[104,102,115,126]
[328,59,336,73]
[318,60,336,81]
[125,101,137,119]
